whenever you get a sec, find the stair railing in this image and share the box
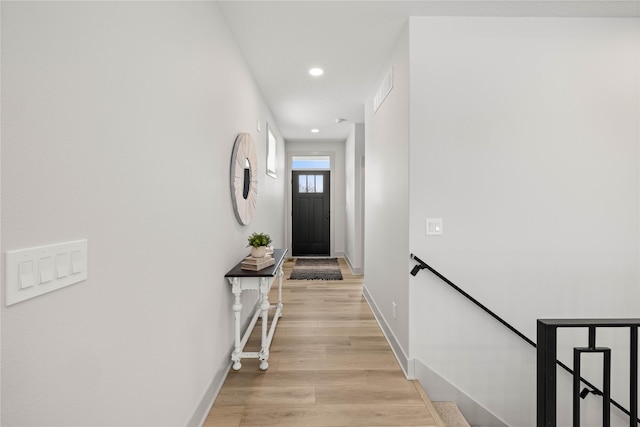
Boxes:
[410,253,639,426]
[538,319,638,427]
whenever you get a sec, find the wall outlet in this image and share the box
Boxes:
[392,302,397,319]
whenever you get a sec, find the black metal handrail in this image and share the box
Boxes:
[410,253,639,426]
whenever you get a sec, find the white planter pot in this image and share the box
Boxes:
[251,246,267,258]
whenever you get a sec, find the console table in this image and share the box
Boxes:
[224,248,287,370]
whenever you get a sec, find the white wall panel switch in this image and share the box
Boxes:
[426,218,443,236]
[5,239,87,306]
[18,261,35,289]
[56,253,70,278]
[39,257,54,284]
[71,251,83,274]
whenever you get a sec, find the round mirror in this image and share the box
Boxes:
[243,158,251,200]
[230,133,258,225]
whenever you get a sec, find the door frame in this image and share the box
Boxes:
[285,151,335,257]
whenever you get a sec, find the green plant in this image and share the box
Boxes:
[247,232,272,248]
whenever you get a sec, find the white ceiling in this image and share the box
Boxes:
[219,1,639,142]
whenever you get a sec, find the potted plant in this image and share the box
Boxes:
[247,232,272,258]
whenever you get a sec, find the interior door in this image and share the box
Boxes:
[292,171,330,256]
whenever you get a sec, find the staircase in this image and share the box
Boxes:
[433,402,472,427]
[413,380,471,427]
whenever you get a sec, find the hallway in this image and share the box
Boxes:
[204,258,443,426]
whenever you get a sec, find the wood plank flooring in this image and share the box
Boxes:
[204,258,444,427]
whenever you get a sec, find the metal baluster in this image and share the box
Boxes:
[632,327,638,427]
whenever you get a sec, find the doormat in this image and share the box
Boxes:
[289,258,343,280]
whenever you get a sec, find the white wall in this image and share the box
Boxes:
[285,139,346,257]
[364,24,411,359]
[1,2,285,425]
[408,17,640,426]
[344,123,365,274]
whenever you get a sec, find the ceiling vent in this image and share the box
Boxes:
[373,67,393,114]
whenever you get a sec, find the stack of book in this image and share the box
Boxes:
[241,254,275,271]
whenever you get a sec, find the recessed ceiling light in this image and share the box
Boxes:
[308,68,324,77]
[311,129,320,133]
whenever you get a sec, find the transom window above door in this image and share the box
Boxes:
[291,155,330,170]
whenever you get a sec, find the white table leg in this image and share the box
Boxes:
[258,277,270,370]
[277,265,284,317]
[230,279,243,370]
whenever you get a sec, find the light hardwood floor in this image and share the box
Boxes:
[204,257,444,427]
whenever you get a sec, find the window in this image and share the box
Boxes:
[266,126,277,178]
[298,174,324,193]
[292,155,330,170]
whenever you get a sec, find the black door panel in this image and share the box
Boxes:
[292,171,330,256]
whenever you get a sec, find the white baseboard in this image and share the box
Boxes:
[362,284,410,377]
[186,358,231,427]
[344,252,363,275]
[186,299,261,427]
[412,359,509,427]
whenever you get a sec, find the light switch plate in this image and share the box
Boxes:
[426,218,443,236]
[5,239,87,306]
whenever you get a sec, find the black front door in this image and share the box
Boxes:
[292,171,330,256]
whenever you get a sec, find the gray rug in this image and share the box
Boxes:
[289,258,343,280]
